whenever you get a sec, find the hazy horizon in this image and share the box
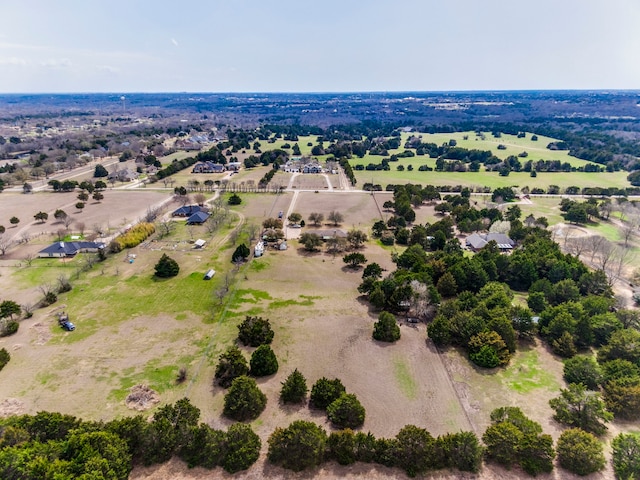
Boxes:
[1,0,639,93]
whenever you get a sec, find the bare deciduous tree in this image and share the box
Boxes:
[328,210,344,226]
[24,253,35,266]
[57,275,71,293]
[326,236,348,255]
[245,223,260,243]
[63,215,74,230]
[565,237,589,259]
[157,219,175,238]
[0,235,13,256]
[194,193,206,206]
[619,211,639,248]
[144,206,162,223]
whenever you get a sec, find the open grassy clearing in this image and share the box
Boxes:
[443,341,564,436]
[262,131,597,167]
[352,166,629,191]
[0,206,249,419]
[399,131,595,165]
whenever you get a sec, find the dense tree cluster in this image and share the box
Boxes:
[0,399,261,477]
[267,420,482,476]
[482,407,555,475]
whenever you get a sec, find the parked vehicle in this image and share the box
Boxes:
[57,312,75,331]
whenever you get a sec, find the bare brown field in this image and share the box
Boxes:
[290,191,384,230]
[0,189,171,243]
[228,191,294,222]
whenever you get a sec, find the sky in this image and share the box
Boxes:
[0,0,639,93]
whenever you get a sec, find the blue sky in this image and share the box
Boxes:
[0,0,639,93]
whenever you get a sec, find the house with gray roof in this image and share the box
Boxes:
[465,232,515,252]
[38,241,105,258]
[186,211,210,225]
[172,205,204,217]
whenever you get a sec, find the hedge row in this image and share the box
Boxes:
[110,222,155,252]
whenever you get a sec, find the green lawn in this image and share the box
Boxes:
[353,168,628,191]
[496,347,559,393]
[393,356,418,400]
[399,131,592,165]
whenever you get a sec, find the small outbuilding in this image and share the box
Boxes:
[204,269,216,280]
[194,239,206,248]
[254,241,264,258]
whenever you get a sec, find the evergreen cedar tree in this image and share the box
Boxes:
[237,315,274,347]
[154,253,179,278]
[310,377,346,409]
[249,344,279,376]
[93,164,109,177]
[280,369,308,404]
[228,193,242,205]
[326,393,366,429]
[223,375,267,421]
[267,420,327,472]
[232,243,250,262]
[214,345,249,388]
[0,348,10,371]
[612,433,640,480]
[549,383,612,435]
[556,428,605,475]
[372,311,400,342]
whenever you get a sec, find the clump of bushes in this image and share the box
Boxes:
[237,315,274,347]
[0,348,10,371]
[0,320,19,337]
[109,222,155,252]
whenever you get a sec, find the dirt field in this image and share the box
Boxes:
[0,189,171,245]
